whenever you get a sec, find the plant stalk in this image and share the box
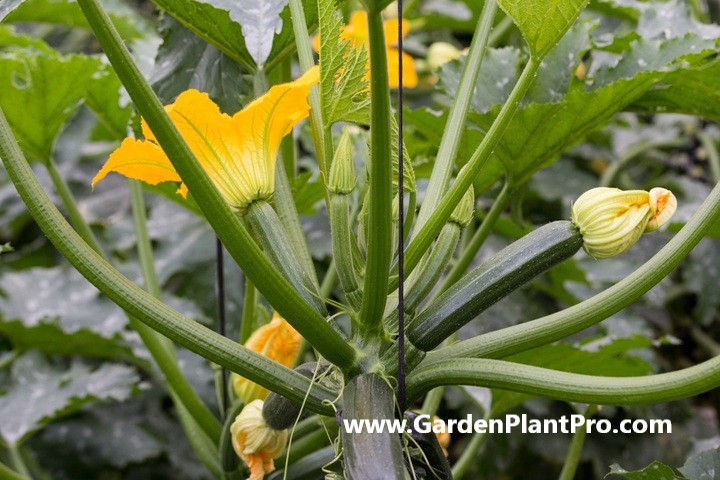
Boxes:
[358,6,394,342]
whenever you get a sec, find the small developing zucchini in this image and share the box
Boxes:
[263,362,330,430]
[341,374,405,479]
[407,220,583,351]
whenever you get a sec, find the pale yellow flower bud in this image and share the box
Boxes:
[232,313,302,404]
[231,400,288,480]
[328,128,356,195]
[427,42,462,70]
[571,187,677,259]
[449,186,475,228]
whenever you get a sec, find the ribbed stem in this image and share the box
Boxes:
[557,406,597,480]
[406,357,720,406]
[245,201,327,315]
[329,194,362,310]
[358,7,394,342]
[240,278,257,344]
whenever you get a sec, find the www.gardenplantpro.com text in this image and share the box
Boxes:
[342,414,672,435]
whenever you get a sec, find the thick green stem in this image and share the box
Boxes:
[430,177,720,362]
[437,181,510,295]
[406,356,720,406]
[0,108,338,414]
[73,0,357,372]
[330,194,362,310]
[557,406,597,480]
[403,56,541,280]
[245,201,327,315]
[414,0,498,232]
[358,7,393,341]
[45,157,103,255]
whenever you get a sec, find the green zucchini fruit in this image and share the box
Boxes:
[407,220,583,351]
[263,362,330,430]
[341,373,406,479]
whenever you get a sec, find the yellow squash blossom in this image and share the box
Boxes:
[232,313,302,404]
[313,11,418,89]
[231,400,288,480]
[92,67,320,212]
[572,187,677,259]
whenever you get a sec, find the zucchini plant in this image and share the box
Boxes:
[1,0,720,478]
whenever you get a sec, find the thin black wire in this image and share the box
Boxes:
[216,236,228,420]
[397,0,406,412]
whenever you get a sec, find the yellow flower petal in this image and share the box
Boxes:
[232,313,302,403]
[387,49,418,88]
[94,69,319,211]
[383,18,411,46]
[91,137,182,191]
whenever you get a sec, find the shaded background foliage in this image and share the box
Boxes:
[1,0,720,478]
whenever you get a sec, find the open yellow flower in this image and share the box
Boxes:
[313,11,418,89]
[232,313,302,404]
[92,67,320,212]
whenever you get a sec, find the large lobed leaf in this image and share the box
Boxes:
[422,1,720,193]
[150,0,319,71]
[0,351,139,445]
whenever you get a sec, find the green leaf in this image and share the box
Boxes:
[3,0,151,41]
[0,242,12,253]
[150,16,249,114]
[496,0,590,58]
[607,461,685,479]
[0,351,139,445]
[438,47,522,115]
[465,38,718,192]
[318,0,369,125]
[678,448,720,480]
[196,0,288,67]
[491,336,653,415]
[0,51,99,161]
[0,267,128,339]
[150,0,319,71]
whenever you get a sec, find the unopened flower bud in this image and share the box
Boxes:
[231,400,288,480]
[427,42,462,70]
[232,313,301,404]
[449,186,475,228]
[328,128,356,195]
[571,187,677,259]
